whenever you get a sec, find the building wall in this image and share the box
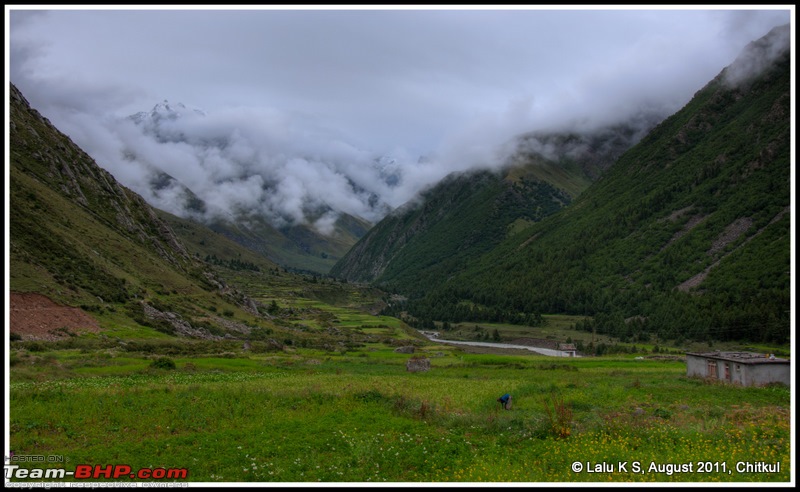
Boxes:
[686,355,790,387]
[745,363,790,387]
[686,355,706,378]
[729,361,747,386]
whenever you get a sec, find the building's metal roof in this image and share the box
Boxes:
[686,351,790,365]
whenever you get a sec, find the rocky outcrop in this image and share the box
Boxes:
[406,356,430,372]
[140,302,220,339]
[10,84,192,271]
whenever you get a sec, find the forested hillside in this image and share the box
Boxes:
[331,167,571,295]
[383,25,791,345]
[330,121,649,297]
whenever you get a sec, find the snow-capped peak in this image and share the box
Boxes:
[373,154,402,187]
[128,100,206,124]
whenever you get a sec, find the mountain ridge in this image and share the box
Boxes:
[119,101,375,274]
[9,83,272,340]
[330,118,654,294]
[363,24,791,344]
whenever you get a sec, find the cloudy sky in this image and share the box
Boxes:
[6,6,793,230]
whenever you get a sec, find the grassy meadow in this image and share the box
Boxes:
[9,332,791,483]
[8,268,792,484]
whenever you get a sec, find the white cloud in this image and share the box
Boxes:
[7,7,792,231]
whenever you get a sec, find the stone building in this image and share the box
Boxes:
[686,351,790,387]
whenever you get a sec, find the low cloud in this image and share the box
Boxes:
[721,23,790,88]
[68,103,410,229]
[8,8,791,233]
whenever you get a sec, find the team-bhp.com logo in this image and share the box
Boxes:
[5,463,188,481]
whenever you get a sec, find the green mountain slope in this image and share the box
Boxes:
[9,83,402,351]
[204,212,371,275]
[330,122,646,297]
[330,165,572,296]
[9,83,273,339]
[154,208,280,273]
[396,25,791,344]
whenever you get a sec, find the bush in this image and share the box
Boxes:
[149,357,177,370]
[353,389,386,403]
[543,391,573,438]
[654,408,672,420]
[23,341,47,352]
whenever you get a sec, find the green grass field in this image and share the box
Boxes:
[8,342,791,483]
[8,267,792,484]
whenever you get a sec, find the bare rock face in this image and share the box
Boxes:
[406,356,430,372]
[140,301,221,339]
[394,346,416,354]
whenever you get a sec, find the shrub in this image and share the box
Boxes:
[653,408,672,420]
[23,341,47,352]
[353,389,385,403]
[543,391,573,438]
[149,357,177,370]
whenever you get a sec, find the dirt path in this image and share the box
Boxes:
[10,292,100,341]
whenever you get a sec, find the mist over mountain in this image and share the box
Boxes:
[72,91,672,232]
[105,100,398,233]
[8,80,387,345]
[720,20,792,88]
[6,19,792,331]
[377,24,791,345]
[12,81,683,277]
[31,86,672,275]
[10,9,789,253]
[8,82,270,339]
[330,116,657,290]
